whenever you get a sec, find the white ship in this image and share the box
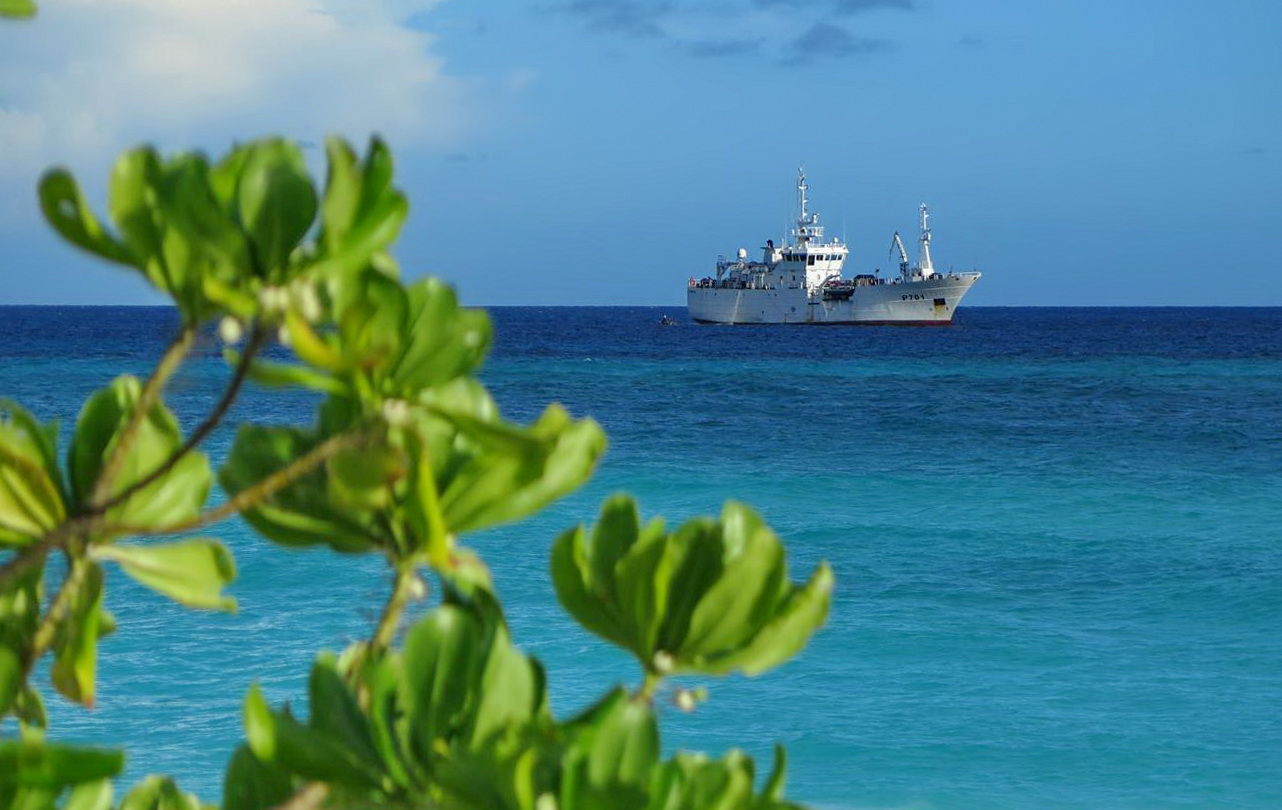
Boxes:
[687,171,980,325]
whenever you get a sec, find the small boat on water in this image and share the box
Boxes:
[658,314,677,326]
[686,170,981,325]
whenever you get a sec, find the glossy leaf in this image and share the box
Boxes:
[50,564,105,707]
[235,140,316,279]
[0,0,37,19]
[62,779,112,810]
[0,564,40,716]
[307,654,383,774]
[68,376,212,528]
[0,402,66,544]
[402,605,483,761]
[243,684,382,790]
[37,170,136,268]
[0,741,123,788]
[221,746,293,810]
[118,776,201,810]
[93,538,237,611]
[439,405,606,535]
[219,424,379,553]
[552,498,831,679]
[561,688,657,810]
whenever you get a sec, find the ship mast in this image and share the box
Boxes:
[793,168,821,246]
[918,203,934,276]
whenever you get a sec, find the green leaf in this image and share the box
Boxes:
[326,437,403,511]
[402,605,483,763]
[68,376,212,528]
[219,424,379,553]
[697,562,834,677]
[63,780,113,810]
[759,745,787,804]
[0,646,21,718]
[682,504,787,655]
[466,594,547,750]
[0,741,123,788]
[307,654,383,773]
[93,538,237,611]
[221,746,292,810]
[37,170,136,267]
[235,140,316,279]
[440,406,606,535]
[0,0,37,19]
[238,355,346,396]
[390,280,491,390]
[243,684,382,790]
[561,688,657,810]
[0,402,67,543]
[552,498,832,680]
[319,138,361,252]
[118,776,201,810]
[50,564,105,707]
[550,526,627,648]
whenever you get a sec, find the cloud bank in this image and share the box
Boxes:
[0,0,473,185]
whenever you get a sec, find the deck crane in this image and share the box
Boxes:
[889,231,910,275]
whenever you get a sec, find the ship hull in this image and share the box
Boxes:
[687,273,980,325]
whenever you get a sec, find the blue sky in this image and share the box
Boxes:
[1,0,1278,306]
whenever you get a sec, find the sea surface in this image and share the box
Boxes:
[1,305,1280,810]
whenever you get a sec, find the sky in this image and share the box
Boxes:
[1,0,1279,307]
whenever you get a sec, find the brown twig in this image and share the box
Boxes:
[88,327,196,508]
[25,552,89,674]
[92,322,268,516]
[371,563,418,653]
[102,429,369,537]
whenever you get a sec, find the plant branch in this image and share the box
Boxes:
[371,562,418,653]
[270,782,329,810]
[25,551,88,674]
[92,322,268,516]
[102,428,370,537]
[88,326,196,508]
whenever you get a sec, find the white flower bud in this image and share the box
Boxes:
[218,317,244,345]
[535,794,557,810]
[258,285,289,314]
[293,282,323,323]
[674,688,697,713]
[277,325,292,347]
[406,574,427,601]
[652,650,674,675]
[381,398,411,426]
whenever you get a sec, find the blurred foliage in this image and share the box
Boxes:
[0,134,832,810]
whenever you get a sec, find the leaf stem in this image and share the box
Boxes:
[371,562,418,652]
[637,670,663,703]
[91,322,267,515]
[103,429,369,537]
[25,552,88,674]
[88,326,196,508]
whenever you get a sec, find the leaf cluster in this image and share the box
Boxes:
[1,135,833,810]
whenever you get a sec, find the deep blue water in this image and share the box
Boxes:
[2,305,1281,809]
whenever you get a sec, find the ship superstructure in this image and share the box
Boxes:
[687,170,980,325]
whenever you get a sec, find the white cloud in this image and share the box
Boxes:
[0,0,473,191]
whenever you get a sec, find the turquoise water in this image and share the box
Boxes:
[2,306,1280,809]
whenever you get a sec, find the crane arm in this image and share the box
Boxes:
[889,231,909,268]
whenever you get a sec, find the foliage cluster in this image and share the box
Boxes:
[0,132,833,810]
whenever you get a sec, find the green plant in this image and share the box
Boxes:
[0,136,832,810]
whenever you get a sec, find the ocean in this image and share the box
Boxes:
[2,305,1280,809]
